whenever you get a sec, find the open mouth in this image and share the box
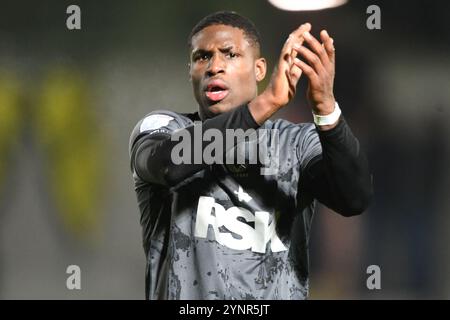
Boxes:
[205,81,229,103]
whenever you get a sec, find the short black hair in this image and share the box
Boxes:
[188,11,262,55]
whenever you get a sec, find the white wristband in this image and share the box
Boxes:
[312,101,341,126]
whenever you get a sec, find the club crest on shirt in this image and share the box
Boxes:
[225,163,248,175]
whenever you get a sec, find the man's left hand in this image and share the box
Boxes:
[293,29,336,117]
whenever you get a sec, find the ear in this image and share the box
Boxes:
[254,57,267,82]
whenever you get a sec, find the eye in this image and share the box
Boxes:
[227,52,238,59]
[199,53,209,61]
[201,53,211,61]
[193,53,209,62]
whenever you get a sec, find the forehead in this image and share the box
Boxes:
[191,24,251,51]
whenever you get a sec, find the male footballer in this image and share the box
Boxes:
[129,11,372,299]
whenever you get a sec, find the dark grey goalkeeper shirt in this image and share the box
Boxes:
[129,106,372,300]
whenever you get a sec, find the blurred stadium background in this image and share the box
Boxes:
[0,0,449,299]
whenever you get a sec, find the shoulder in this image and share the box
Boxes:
[134,110,192,132]
[129,109,194,155]
[262,118,321,165]
[262,118,317,139]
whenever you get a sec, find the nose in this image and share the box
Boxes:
[206,54,225,77]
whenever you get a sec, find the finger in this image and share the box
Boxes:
[280,35,295,68]
[284,23,312,46]
[288,23,311,61]
[280,23,312,64]
[294,45,326,76]
[290,45,298,68]
[320,30,335,64]
[289,61,303,86]
[293,58,320,86]
[291,22,311,40]
[303,31,330,67]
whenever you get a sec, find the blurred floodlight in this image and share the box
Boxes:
[268,0,347,11]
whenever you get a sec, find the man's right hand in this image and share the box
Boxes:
[249,23,311,124]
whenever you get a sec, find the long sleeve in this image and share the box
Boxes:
[130,104,260,187]
[300,117,373,216]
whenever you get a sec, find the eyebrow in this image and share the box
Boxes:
[219,46,234,52]
[191,49,205,55]
[191,45,236,58]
